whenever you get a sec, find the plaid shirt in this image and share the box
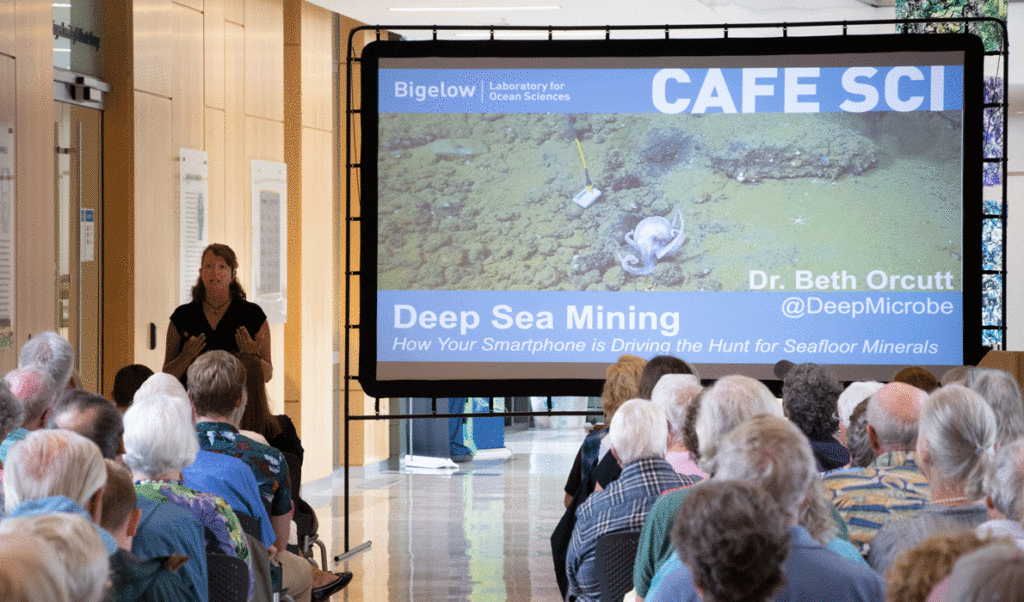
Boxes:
[566,457,700,602]
[821,451,930,556]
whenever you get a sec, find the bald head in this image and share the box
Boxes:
[865,382,928,454]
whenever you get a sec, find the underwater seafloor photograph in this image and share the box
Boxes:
[375,110,965,293]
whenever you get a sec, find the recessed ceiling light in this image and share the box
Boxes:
[390,5,560,12]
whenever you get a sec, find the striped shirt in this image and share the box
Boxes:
[822,451,930,556]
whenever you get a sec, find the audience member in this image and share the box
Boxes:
[822,382,930,555]
[782,362,848,471]
[0,366,58,462]
[637,355,699,400]
[836,381,883,447]
[869,385,996,574]
[237,351,303,462]
[122,392,253,592]
[633,375,783,600]
[48,388,124,459]
[977,438,1024,545]
[554,354,646,598]
[944,542,1024,602]
[566,399,697,602]
[188,350,351,601]
[844,399,874,468]
[940,365,972,387]
[650,374,705,478]
[645,416,883,602]
[0,513,109,602]
[965,367,1024,446]
[893,366,939,393]
[18,331,75,390]
[0,379,24,448]
[670,480,790,602]
[111,364,155,412]
[0,532,70,602]
[886,532,989,602]
[102,459,196,602]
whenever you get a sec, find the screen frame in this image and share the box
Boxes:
[358,33,985,399]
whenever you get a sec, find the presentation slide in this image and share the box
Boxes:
[359,35,983,398]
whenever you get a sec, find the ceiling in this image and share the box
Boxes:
[320,0,895,38]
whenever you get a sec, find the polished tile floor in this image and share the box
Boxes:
[306,426,582,602]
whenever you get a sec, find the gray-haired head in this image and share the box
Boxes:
[918,384,997,500]
[965,367,1024,446]
[609,398,669,465]
[945,543,1024,602]
[782,363,843,441]
[3,429,107,514]
[695,375,783,471]
[983,438,1024,522]
[48,389,124,460]
[650,374,702,447]
[713,414,817,524]
[18,332,75,390]
[0,378,25,439]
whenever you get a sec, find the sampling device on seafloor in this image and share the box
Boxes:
[567,115,602,208]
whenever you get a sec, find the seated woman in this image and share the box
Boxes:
[236,352,303,464]
[122,389,254,596]
[869,384,997,575]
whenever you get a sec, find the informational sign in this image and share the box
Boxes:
[179,149,209,304]
[251,160,287,324]
[79,208,94,262]
[0,122,14,346]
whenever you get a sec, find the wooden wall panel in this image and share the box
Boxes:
[300,2,332,132]
[14,0,55,358]
[224,0,243,27]
[0,0,13,56]
[133,0,173,98]
[173,0,201,16]
[283,15,301,404]
[172,4,205,151]
[204,0,226,110]
[300,126,334,480]
[224,22,245,257]
[204,107,226,243]
[244,0,283,121]
[133,93,175,369]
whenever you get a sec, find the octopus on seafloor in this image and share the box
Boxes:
[619,209,686,276]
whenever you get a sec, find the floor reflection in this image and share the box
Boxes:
[311,427,581,602]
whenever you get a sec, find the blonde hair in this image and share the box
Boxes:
[0,514,109,602]
[3,429,106,513]
[600,355,647,424]
[0,533,70,602]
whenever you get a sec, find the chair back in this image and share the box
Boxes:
[595,530,641,602]
[207,553,250,602]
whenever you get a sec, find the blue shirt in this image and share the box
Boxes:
[133,494,209,602]
[183,449,276,547]
[0,427,29,464]
[565,457,699,602]
[4,494,118,554]
[646,525,884,602]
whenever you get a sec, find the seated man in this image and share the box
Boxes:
[647,416,884,602]
[0,366,58,462]
[48,388,124,459]
[822,382,930,556]
[188,350,351,601]
[566,398,698,602]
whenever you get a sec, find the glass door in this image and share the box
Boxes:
[54,101,102,392]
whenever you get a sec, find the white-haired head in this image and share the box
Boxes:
[965,367,1024,446]
[609,398,669,465]
[983,438,1024,521]
[123,393,199,478]
[18,331,75,390]
[3,366,58,428]
[837,381,883,430]
[0,513,108,602]
[3,429,106,515]
[695,375,783,471]
[0,533,70,602]
[650,374,702,447]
